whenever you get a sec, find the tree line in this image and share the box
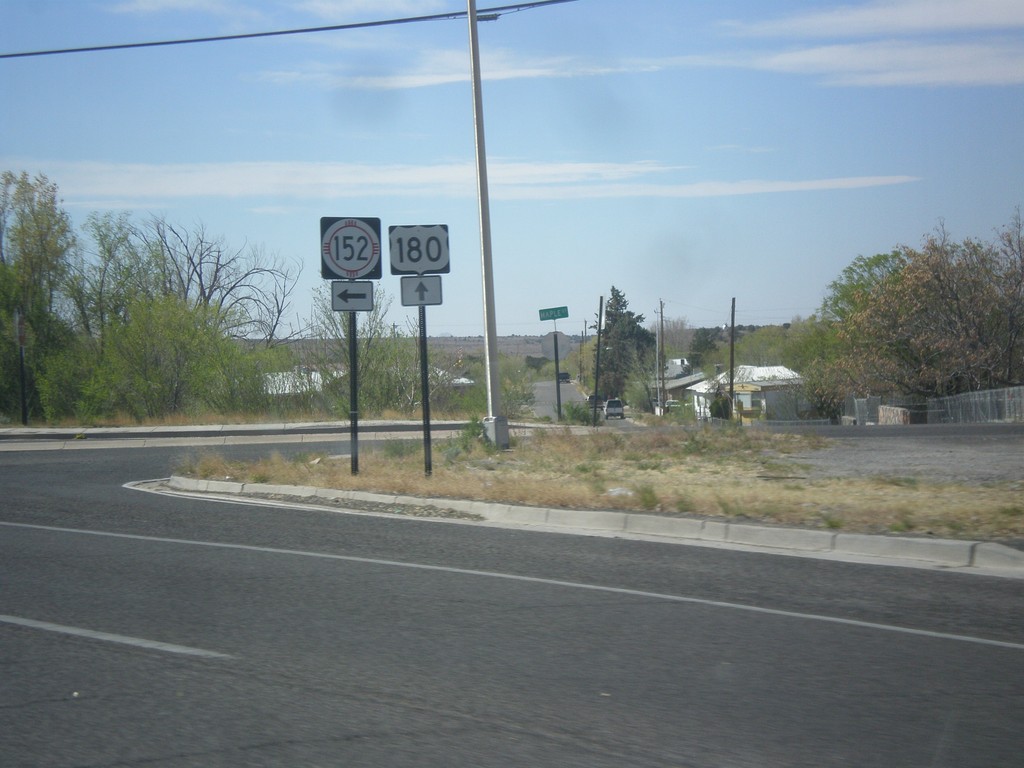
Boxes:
[0,171,536,425]
[3,170,1019,425]
[572,211,1023,420]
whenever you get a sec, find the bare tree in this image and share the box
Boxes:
[139,217,300,343]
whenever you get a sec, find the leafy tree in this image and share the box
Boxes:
[304,287,424,416]
[659,316,692,360]
[688,327,719,369]
[731,325,790,367]
[780,316,847,420]
[821,250,908,323]
[597,286,655,398]
[824,214,1024,398]
[0,172,77,420]
[93,296,229,419]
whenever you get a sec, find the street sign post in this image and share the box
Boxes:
[389,225,450,275]
[538,306,569,420]
[539,306,569,322]
[321,217,382,280]
[331,281,374,312]
[389,224,451,476]
[321,216,382,475]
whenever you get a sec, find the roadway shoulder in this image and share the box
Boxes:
[159,476,1024,576]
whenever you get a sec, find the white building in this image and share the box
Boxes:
[689,365,803,421]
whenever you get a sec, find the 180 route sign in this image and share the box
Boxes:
[321,217,382,280]
[389,224,450,275]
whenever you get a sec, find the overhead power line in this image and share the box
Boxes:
[0,0,578,60]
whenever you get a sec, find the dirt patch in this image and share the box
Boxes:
[783,431,1023,486]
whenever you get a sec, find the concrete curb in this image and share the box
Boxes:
[164,476,1024,573]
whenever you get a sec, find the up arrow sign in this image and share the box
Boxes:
[331,280,374,312]
[401,275,443,306]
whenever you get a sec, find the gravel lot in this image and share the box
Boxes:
[779,424,1024,486]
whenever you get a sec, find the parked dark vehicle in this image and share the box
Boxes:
[558,371,570,383]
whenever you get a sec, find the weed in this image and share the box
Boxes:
[381,439,419,459]
[634,483,659,510]
[173,427,1024,542]
[889,511,916,532]
[674,494,696,514]
[942,517,966,534]
[878,476,919,488]
[717,496,740,517]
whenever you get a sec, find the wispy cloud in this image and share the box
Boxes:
[716,0,1024,87]
[295,1,449,20]
[742,39,1024,86]
[107,0,240,14]
[257,47,658,90]
[7,158,917,206]
[726,0,1024,38]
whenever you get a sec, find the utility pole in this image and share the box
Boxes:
[729,297,736,420]
[659,299,665,411]
[466,0,508,448]
[592,296,604,427]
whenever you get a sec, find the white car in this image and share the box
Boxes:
[604,398,625,419]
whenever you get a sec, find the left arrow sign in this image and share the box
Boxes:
[331,280,374,312]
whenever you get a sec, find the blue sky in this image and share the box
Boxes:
[2,0,1022,337]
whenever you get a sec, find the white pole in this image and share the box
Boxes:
[467,0,508,447]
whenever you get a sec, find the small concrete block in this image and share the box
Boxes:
[700,521,729,541]
[244,482,314,497]
[972,542,1024,570]
[546,508,626,531]
[835,533,973,565]
[625,515,706,539]
[487,504,549,524]
[727,524,834,551]
[204,479,244,494]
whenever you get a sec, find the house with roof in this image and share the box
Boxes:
[689,365,804,421]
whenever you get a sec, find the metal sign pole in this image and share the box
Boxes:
[419,305,432,476]
[349,311,359,475]
[553,322,562,421]
[593,296,604,427]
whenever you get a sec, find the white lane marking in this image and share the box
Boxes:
[3,521,1022,652]
[0,614,233,659]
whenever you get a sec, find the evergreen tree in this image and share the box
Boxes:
[597,286,655,398]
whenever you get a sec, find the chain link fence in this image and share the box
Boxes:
[927,385,1024,424]
[842,387,1024,425]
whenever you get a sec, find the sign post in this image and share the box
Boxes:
[539,306,569,421]
[391,224,449,476]
[321,217,381,475]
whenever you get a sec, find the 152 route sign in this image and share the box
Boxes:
[321,217,382,280]
[389,224,450,275]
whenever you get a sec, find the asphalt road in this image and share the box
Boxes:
[532,380,637,427]
[2,445,1023,767]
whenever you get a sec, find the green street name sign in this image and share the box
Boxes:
[539,306,569,321]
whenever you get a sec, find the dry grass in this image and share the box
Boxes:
[177,425,1024,542]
